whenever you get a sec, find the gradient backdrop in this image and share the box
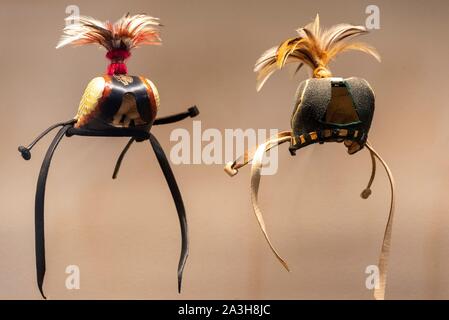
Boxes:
[1,0,448,299]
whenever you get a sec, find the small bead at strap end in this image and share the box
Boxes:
[360,188,372,199]
[224,161,238,177]
[18,146,31,160]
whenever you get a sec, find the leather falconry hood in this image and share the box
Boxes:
[18,13,199,299]
[224,14,395,300]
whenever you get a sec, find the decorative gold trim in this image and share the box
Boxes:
[292,135,298,145]
[113,74,134,86]
[146,79,160,110]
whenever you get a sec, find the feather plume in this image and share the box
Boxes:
[56,13,162,51]
[254,14,380,91]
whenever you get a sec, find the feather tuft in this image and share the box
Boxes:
[56,13,162,51]
[254,14,380,91]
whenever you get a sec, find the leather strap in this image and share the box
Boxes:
[250,133,292,271]
[112,106,200,179]
[225,134,395,300]
[224,131,292,176]
[18,119,76,160]
[148,133,189,293]
[360,146,377,199]
[35,124,71,299]
[112,137,135,179]
[365,142,395,300]
[225,131,292,270]
[153,106,199,126]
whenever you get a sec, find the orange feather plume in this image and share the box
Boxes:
[254,14,381,91]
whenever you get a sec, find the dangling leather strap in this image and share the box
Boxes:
[225,131,292,271]
[361,147,377,199]
[250,133,292,271]
[112,106,200,179]
[148,133,189,293]
[112,137,135,179]
[224,131,292,176]
[18,119,76,160]
[35,125,71,299]
[225,135,395,300]
[365,142,396,300]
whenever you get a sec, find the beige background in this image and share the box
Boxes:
[1,0,448,299]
